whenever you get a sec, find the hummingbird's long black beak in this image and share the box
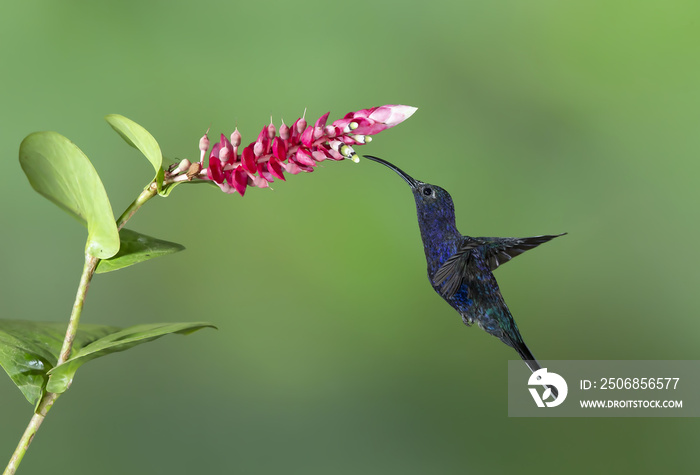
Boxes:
[363,155,419,189]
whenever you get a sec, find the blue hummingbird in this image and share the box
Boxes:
[364,155,564,385]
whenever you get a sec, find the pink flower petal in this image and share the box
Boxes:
[232,167,248,196]
[331,118,353,131]
[315,111,330,128]
[311,150,329,162]
[366,106,392,123]
[350,121,387,135]
[230,129,242,147]
[218,134,234,164]
[280,123,290,141]
[256,126,269,146]
[256,126,270,154]
[258,162,275,182]
[323,125,338,138]
[210,142,222,159]
[300,125,315,148]
[369,105,417,128]
[267,157,286,181]
[208,156,225,183]
[327,147,344,161]
[294,148,316,167]
[284,161,302,174]
[241,144,258,173]
[272,137,287,162]
[345,108,371,119]
[294,117,307,136]
[252,174,269,188]
[217,180,236,194]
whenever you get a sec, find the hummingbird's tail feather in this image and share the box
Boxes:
[507,337,559,399]
[510,338,542,373]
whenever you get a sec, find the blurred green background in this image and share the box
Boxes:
[2,1,699,474]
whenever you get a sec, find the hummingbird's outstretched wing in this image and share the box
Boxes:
[432,234,565,299]
[431,239,483,299]
[474,234,566,271]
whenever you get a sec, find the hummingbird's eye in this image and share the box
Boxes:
[423,187,433,196]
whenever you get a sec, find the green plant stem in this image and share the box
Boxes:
[57,254,99,364]
[3,253,97,475]
[4,180,159,475]
[116,182,158,230]
[3,393,59,475]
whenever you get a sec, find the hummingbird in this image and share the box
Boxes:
[364,155,564,388]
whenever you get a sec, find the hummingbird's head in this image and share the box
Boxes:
[363,155,457,234]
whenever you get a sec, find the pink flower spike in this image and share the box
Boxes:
[195,104,416,197]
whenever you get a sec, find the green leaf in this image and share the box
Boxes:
[47,322,215,394]
[0,320,119,406]
[0,320,215,405]
[19,132,120,259]
[96,228,185,274]
[105,114,164,192]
